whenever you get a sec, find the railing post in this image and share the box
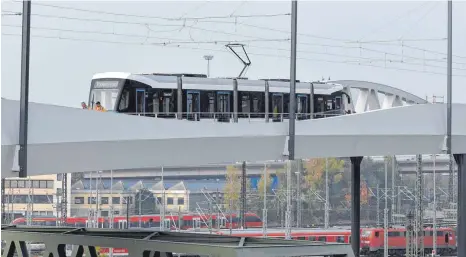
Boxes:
[265,81,269,122]
[233,79,238,123]
[177,76,183,120]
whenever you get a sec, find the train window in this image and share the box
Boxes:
[336,236,345,243]
[318,237,327,242]
[119,89,130,111]
[241,94,250,113]
[436,231,444,236]
[308,236,317,241]
[297,237,305,240]
[245,215,261,222]
[375,231,380,237]
[445,233,449,243]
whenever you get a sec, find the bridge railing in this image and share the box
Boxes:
[121,111,346,122]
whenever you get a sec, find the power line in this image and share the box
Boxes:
[3,32,465,78]
[6,22,464,68]
[2,24,289,45]
[10,0,290,21]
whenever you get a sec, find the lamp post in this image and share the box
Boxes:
[203,55,214,77]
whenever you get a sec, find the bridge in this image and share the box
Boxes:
[2,80,466,257]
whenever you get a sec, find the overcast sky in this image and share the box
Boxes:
[2,0,466,107]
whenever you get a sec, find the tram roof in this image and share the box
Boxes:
[92,72,344,95]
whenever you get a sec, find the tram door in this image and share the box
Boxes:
[135,89,146,115]
[186,90,200,121]
[217,92,230,122]
[296,94,308,119]
[271,93,284,121]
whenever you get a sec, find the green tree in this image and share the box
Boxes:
[304,158,345,190]
[223,165,241,211]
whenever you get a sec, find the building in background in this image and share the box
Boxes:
[3,174,71,221]
[70,179,191,217]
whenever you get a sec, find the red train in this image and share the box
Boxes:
[360,227,456,256]
[217,227,457,256]
[10,212,263,230]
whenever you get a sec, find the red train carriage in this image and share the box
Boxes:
[360,227,456,256]
[9,212,262,230]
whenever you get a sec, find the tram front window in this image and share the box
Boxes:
[90,88,118,111]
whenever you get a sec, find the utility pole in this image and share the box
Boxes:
[285,0,298,240]
[391,156,396,224]
[203,55,214,77]
[384,157,389,257]
[160,166,166,231]
[240,161,246,229]
[406,212,416,257]
[446,0,453,205]
[432,155,437,256]
[324,158,330,229]
[61,173,68,226]
[296,164,302,228]
[262,164,268,238]
[18,0,32,178]
[376,183,380,227]
[138,190,142,227]
[1,178,6,224]
[415,154,425,257]
[109,170,113,257]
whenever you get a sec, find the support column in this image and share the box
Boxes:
[350,156,363,257]
[454,154,465,257]
[177,76,182,120]
[233,79,238,123]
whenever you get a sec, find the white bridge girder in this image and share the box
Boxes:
[330,80,428,113]
[2,97,466,178]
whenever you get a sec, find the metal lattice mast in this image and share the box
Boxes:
[296,161,302,228]
[384,157,389,257]
[241,161,247,229]
[432,155,437,256]
[285,161,293,240]
[26,177,33,226]
[406,212,416,257]
[324,158,329,229]
[415,154,425,257]
[61,173,68,225]
[391,155,396,224]
[376,183,380,227]
[160,166,166,231]
[262,164,268,237]
[1,178,6,224]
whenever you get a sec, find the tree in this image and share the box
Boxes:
[257,166,272,200]
[223,165,241,211]
[303,158,345,190]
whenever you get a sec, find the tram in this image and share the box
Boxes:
[88,72,351,121]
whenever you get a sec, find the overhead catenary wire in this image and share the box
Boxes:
[3,32,465,78]
[3,5,464,60]
[4,23,465,68]
[6,0,290,21]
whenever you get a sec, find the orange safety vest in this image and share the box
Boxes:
[94,106,106,112]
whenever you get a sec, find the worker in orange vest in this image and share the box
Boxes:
[94,101,106,112]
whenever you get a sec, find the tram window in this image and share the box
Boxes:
[326,99,333,110]
[119,89,130,111]
[335,96,342,110]
[241,94,250,113]
[208,93,215,113]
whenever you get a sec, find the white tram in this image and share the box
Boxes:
[88,72,351,121]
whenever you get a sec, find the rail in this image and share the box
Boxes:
[120,111,346,122]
